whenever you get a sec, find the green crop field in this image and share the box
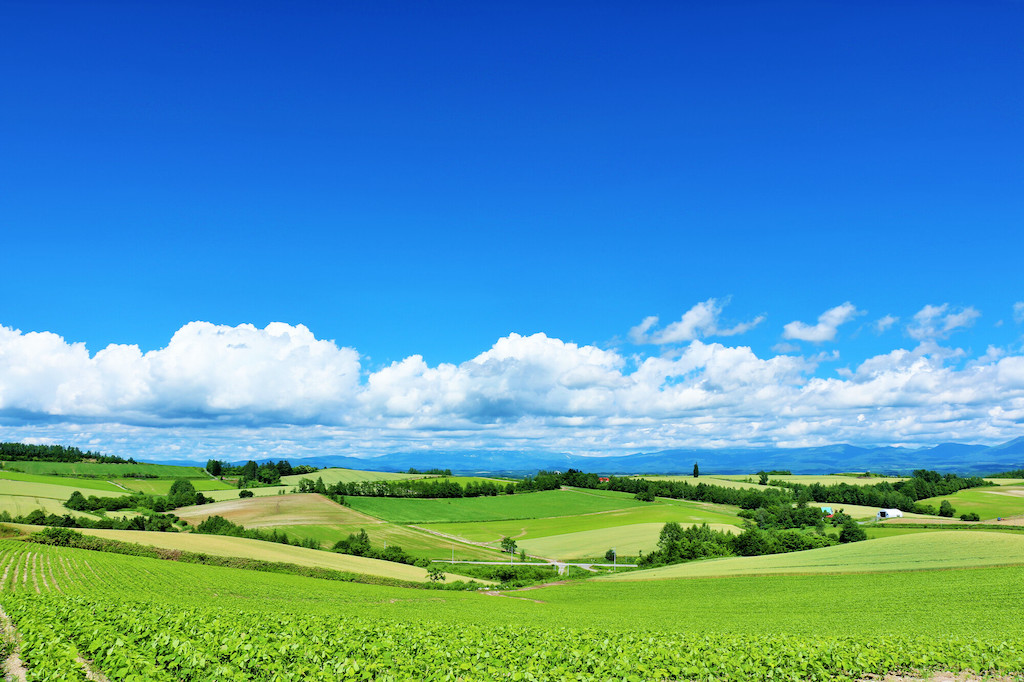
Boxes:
[0,539,1022,680]
[200,485,291,501]
[0,460,207,478]
[174,494,505,560]
[345,488,652,524]
[280,467,426,487]
[0,478,124,502]
[67,527,465,583]
[518,522,738,560]
[421,498,741,544]
[0,470,126,493]
[638,475,777,490]
[603,531,1024,580]
[918,484,1024,521]
[118,477,236,495]
[711,473,908,486]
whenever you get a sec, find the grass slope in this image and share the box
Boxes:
[0,460,206,478]
[70,527,466,582]
[345,488,651,524]
[0,478,124,501]
[175,494,507,561]
[518,522,738,560]
[280,467,426,487]
[918,484,1024,521]
[603,531,1024,580]
[421,498,741,544]
[118,477,235,495]
[0,471,125,492]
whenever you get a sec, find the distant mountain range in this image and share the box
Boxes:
[164,436,1024,477]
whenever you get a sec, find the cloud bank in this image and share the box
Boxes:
[1,314,1022,461]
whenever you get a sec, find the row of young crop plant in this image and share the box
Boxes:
[4,590,1024,681]
[1,541,1023,681]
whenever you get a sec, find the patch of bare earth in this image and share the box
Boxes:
[75,655,111,682]
[0,605,27,682]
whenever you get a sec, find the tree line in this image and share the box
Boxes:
[0,442,132,463]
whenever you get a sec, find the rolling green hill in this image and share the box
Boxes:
[602,531,1024,580]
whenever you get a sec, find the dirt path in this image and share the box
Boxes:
[0,604,27,682]
[480,590,546,604]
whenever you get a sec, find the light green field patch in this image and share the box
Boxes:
[0,460,207,478]
[518,522,737,560]
[200,486,291,501]
[421,499,741,544]
[864,527,938,539]
[0,496,96,519]
[820,503,930,520]
[174,494,505,560]
[119,477,236,495]
[280,467,426,487]
[603,531,1024,580]
[984,478,1024,486]
[918,485,1024,521]
[0,471,125,493]
[346,489,651,524]
[640,476,777,490]
[712,474,908,486]
[73,527,471,583]
[0,478,124,501]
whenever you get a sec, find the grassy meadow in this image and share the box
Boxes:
[280,467,426,487]
[603,530,1024,579]
[345,487,652,523]
[0,460,207,478]
[917,483,1024,521]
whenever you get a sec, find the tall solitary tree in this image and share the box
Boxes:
[693,462,699,478]
[500,536,517,565]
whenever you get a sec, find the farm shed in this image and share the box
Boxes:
[875,508,903,521]
[820,507,833,517]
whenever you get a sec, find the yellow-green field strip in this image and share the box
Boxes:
[603,531,1024,580]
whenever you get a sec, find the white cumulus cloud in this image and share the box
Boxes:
[1014,301,1024,324]
[907,304,980,340]
[629,298,765,344]
[782,302,863,342]
[874,315,899,333]
[1,316,1022,461]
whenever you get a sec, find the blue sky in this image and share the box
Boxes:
[1,2,1022,462]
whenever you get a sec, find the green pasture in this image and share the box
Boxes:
[985,478,1024,486]
[0,460,207,478]
[0,471,125,493]
[711,474,908,486]
[0,478,123,501]
[518,522,738,560]
[118,477,235,495]
[280,467,425,487]
[917,485,1024,521]
[200,485,290,501]
[421,498,741,544]
[639,475,775,490]
[603,531,1024,580]
[345,488,651,524]
[0,496,93,519]
[174,494,505,561]
[71,527,468,582]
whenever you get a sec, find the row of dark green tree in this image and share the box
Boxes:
[0,508,182,532]
[65,479,212,514]
[205,459,318,486]
[0,442,132,463]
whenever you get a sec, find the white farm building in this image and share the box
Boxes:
[875,508,903,521]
